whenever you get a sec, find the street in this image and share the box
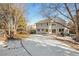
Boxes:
[0,34,79,56]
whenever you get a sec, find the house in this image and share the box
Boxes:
[29,24,36,30]
[36,17,66,35]
[29,24,36,34]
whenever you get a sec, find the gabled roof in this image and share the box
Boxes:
[36,19,51,24]
[36,17,66,24]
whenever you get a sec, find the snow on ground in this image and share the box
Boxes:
[25,34,77,52]
[0,34,79,56]
[21,34,79,56]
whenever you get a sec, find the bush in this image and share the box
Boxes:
[30,30,36,34]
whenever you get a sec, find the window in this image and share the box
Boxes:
[59,29,61,32]
[62,29,64,31]
[47,23,48,26]
[59,29,64,32]
[37,29,40,31]
[52,29,56,33]
[42,29,44,31]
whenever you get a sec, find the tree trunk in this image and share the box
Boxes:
[74,31,79,42]
[74,9,79,42]
[73,23,79,42]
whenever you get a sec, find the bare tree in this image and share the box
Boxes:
[0,4,28,38]
[40,3,79,41]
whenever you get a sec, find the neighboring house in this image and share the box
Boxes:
[29,24,36,30]
[29,24,36,34]
[36,17,66,35]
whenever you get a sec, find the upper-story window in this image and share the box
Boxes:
[37,23,42,27]
[37,29,40,31]
[47,23,48,26]
[59,29,64,32]
[42,29,44,31]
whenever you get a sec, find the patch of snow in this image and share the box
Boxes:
[0,41,5,45]
[0,41,7,47]
[25,35,79,53]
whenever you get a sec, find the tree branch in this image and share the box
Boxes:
[55,8,71,20]
[64,3,75,23]
[54,21,71,29]
[48,17,72,30]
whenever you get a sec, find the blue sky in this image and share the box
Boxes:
[21,3,76,25]
[25,4,44,25]
[23,3,68,25]
[15,3,45,25]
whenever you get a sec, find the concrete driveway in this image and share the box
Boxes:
[0,34,79,56]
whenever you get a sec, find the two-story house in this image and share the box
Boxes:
[36,17,66,35]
